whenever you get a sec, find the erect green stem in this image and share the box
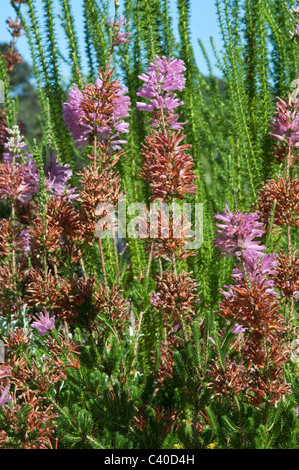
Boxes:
[285,143,292,261]
[234,396,244,448]
[11,198,16,290]
[285,143,294,322]
[172,251,177,279]
[93,129,97,169]
[11,152,17,292]
[171,197,177,279]
[113,235,120,283]
[99,237,108,290]
[192,385,202,446]
[92,128,108,290]
[79,251,88,280]
[146,240,154,279]
[158,258,163,275]
[105,0,119,74]
[131,310,144,369]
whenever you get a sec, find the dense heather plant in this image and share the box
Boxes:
[256,77,299,323]
[0,0,298,450]
[210,204,291,407]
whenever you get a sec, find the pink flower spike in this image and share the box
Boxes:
[0,385,12,406]
[31,308,55,335]
[136,55,187,129]
[214,203,265,258]
[62,78,131,151]
[108,15,133,46]
[232,323,248,335]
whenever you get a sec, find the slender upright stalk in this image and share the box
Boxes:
[113,235,120,283]
[99,237,108,290]
[171,197,177,279]
[146,240,154,279]
[131,310,144,369]
[285,143,294,321]
[11,152,17,292]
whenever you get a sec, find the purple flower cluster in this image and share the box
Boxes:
[19,228,31,254]
[232,252,278,294]
[44,153,78,201]
[269,97,299,147]
[4,125,27,159]
[0,154,77,203]
[2,127,39,202]
[232,323,247,334]
[108,15,133,46]
[214,202,265,258]
[0,159,38,204]
[214,203,278,299]
[31,308,55,335]
[62,78,131,150]
[0,126,78,204]
[290,3,299,37]
[136,56,187,129]
[233,251,277,279]
[290,24,299,37]
[0,385,12,406]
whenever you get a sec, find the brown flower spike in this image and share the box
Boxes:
[141,129,197,201]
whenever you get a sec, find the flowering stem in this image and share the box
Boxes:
[92,124,108,290]
[159,258,163,275]
[242,259,252,291]
[131,310,143,369]
[93,129,97,169]
[11,198,16,290]
[192,388,201,445]
[105,0,119,75]
[146,240,154,279]
[64,320,69,338]
[171,197,177,279]
[286,143,294,321]
[160,107,167,136]
[79,251,88,280]
[172,252,177,279]
[286,144,292,263]
[234,396,244,448]
[10,152,17,292]
[113,236,120,283]
[179,312,189,343]
[99,237,108,290]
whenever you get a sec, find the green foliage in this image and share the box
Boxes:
[0,54,14,126]
[82,0,110,72]
[205,397,299,449]
[0,43,42,143]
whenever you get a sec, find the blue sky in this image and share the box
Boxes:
[0,0,223,78]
